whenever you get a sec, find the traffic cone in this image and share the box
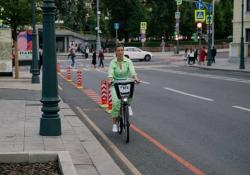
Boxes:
[99,80,108,108]
[106,82,112,113]
[57,63,61,74]
[66,66,72,81]
[76,69,83,89]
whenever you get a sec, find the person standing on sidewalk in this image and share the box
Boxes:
[98,49,104,68]
[199,47,207,65]
[211,46,217,63]
[107,44,140,132]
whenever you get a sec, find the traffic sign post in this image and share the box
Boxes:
[114,23,119,44]
[176,0,182,5]
[195,10,206,22]
[206,15,213,25]
[195,0,205,10]
[140,22,147,47]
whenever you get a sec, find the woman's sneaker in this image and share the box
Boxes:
[112,124,118,132]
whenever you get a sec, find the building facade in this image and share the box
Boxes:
[230,0,250,61]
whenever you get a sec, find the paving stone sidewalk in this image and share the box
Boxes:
[0,78,124,175]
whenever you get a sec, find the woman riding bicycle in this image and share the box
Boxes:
[108,44,140,132]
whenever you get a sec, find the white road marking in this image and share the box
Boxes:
[149,68,250,84]
[58,85,63,91]
[164,87,214,101]
[141,81,151,85]
[76,107,142,175]
[232,106,250,112]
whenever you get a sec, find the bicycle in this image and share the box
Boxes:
[113,79,135,143]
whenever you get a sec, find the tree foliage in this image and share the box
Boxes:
[0,0,233,41]
[0,0,36,41]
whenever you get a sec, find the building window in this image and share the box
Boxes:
[247,0,250,11]
[246,29,250,42]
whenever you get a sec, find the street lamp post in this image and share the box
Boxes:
[96,0,101,53]
[31,0,40,83]
[40,0,61,136]
[240,0,245,69]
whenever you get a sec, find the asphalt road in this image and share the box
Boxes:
[58,53,250,175]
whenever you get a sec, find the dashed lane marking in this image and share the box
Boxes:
[232,106,250,112]
[164,87,214,102]
[141,81,151,85]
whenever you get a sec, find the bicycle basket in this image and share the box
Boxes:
[114,80,135,99]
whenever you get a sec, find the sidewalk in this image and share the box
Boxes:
[0,75,124,175]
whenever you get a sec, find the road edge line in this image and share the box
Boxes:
[76,107,142,175]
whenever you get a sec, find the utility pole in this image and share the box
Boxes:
[207,2,212,66]
[96,0,101,53]
[212,0,215,47]
[176,4,180,54]
[240,0,245,69]
[31,0,40,83]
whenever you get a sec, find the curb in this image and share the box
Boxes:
[189,65,250,73]
[0,151,77,175]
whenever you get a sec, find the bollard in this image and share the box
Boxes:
[76,69,83,89]
[99,80,108,108]
[106,82,112,113]
[66,66,72,81]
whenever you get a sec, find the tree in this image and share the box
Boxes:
[0,0,36,41]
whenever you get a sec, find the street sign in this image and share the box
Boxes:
[195,1,205,10]
[176,0,182,5]
[140,22,147,31]
[175,12,181,19]
[195,10,206,22]
[114,23,119,30]
[206,15,213,25]
[207,3,213,13]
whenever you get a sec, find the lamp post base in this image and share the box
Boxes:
[39,117,61,136]
[32,74,40,84]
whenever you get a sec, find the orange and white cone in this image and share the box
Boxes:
[99,80,108,108]
[106,82,112,113]
[66,66,72,81]
[76,69,83,89]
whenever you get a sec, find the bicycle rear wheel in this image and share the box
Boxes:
[122,106,130,143]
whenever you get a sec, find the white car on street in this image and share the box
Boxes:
[124,47,152,61]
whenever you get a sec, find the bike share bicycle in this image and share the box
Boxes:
[113,78,136,143]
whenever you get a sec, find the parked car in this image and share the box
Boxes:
[124,47,152,61]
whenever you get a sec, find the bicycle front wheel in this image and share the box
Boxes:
[122,105,130,143]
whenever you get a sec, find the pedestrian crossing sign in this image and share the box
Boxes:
[195,10,206,22]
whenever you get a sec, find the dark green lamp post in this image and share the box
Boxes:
[240,0,245,69]
[40,0,61,136]
[31,0,40,83]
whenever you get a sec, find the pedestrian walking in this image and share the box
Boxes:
[184,48,188,65]
[68,43,76,68]
[199,47,207,65]
[38,48,43,71]
[98,50,104,68]
[85,46,89,59]
[92,49,97,68]
[211,46,217,63]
